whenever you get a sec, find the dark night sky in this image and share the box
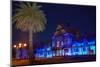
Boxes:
[12,1,96,44]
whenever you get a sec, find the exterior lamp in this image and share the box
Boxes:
[19,43,22,48]
[24,43,27,47]
[14,45,16,48]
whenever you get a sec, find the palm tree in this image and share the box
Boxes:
[12,2,47,60]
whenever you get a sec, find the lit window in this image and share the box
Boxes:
[57,41,60,47]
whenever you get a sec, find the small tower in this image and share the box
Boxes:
[52,24,73,56]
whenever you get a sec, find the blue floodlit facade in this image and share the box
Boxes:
[15,25,96,59]
[35,25,96,58]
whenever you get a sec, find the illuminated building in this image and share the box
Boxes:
[35,25,96,59]
[13,25,95,59]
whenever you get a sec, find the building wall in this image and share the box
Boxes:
[35,32,96,58]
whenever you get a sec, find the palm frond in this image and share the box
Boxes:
[12,2,47,33]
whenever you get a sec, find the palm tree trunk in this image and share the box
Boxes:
[29,29,33,62]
